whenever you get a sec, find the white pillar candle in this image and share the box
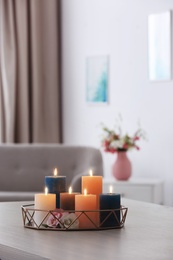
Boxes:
[34,187,56,228]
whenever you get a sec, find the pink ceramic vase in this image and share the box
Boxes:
[112,151,132,181]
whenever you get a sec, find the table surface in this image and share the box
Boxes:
[0,199,173,260]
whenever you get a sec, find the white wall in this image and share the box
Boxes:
[61,0,173,206]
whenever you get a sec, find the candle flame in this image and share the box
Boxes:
[89,169,93,176]
[54,168,58,176]
[109,185,113,194]
[84,189,87,196]
[45,187,48,195]
[69,186,72,194]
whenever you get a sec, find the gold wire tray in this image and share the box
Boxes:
[21,204,128,231]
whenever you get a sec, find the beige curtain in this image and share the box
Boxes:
[0,0,61,143]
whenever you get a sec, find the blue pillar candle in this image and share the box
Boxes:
[99,186,121,228]
[45,168,66,208]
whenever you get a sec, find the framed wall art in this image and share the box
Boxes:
[148,11,171,81]
[86,55,109,104]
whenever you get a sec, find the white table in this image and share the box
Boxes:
[0,199,172,260]
[103,178,164,204]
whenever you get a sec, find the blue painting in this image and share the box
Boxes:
[148,11,171,81]
[86,56,109,103]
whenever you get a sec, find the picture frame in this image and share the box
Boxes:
[86,55,109,104]
[148,11,172,81]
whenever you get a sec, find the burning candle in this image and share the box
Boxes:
[82,169,102,209]
[99,186,121,228]
[34,187,56,227]
[75,189,97,229]
[45,168,66,208]
[60,186,79,210]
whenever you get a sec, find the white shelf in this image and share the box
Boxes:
[103,178,164,204]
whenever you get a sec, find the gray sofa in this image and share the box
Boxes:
[0,144,103,202]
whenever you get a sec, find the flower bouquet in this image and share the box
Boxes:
[100,116,146,180]
[101,118,145,153]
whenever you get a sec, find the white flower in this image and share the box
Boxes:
[60,213,79,229]
[110,140,123,149]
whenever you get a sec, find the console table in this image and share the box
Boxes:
[0,199,172,260]
[103,178,164,204]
